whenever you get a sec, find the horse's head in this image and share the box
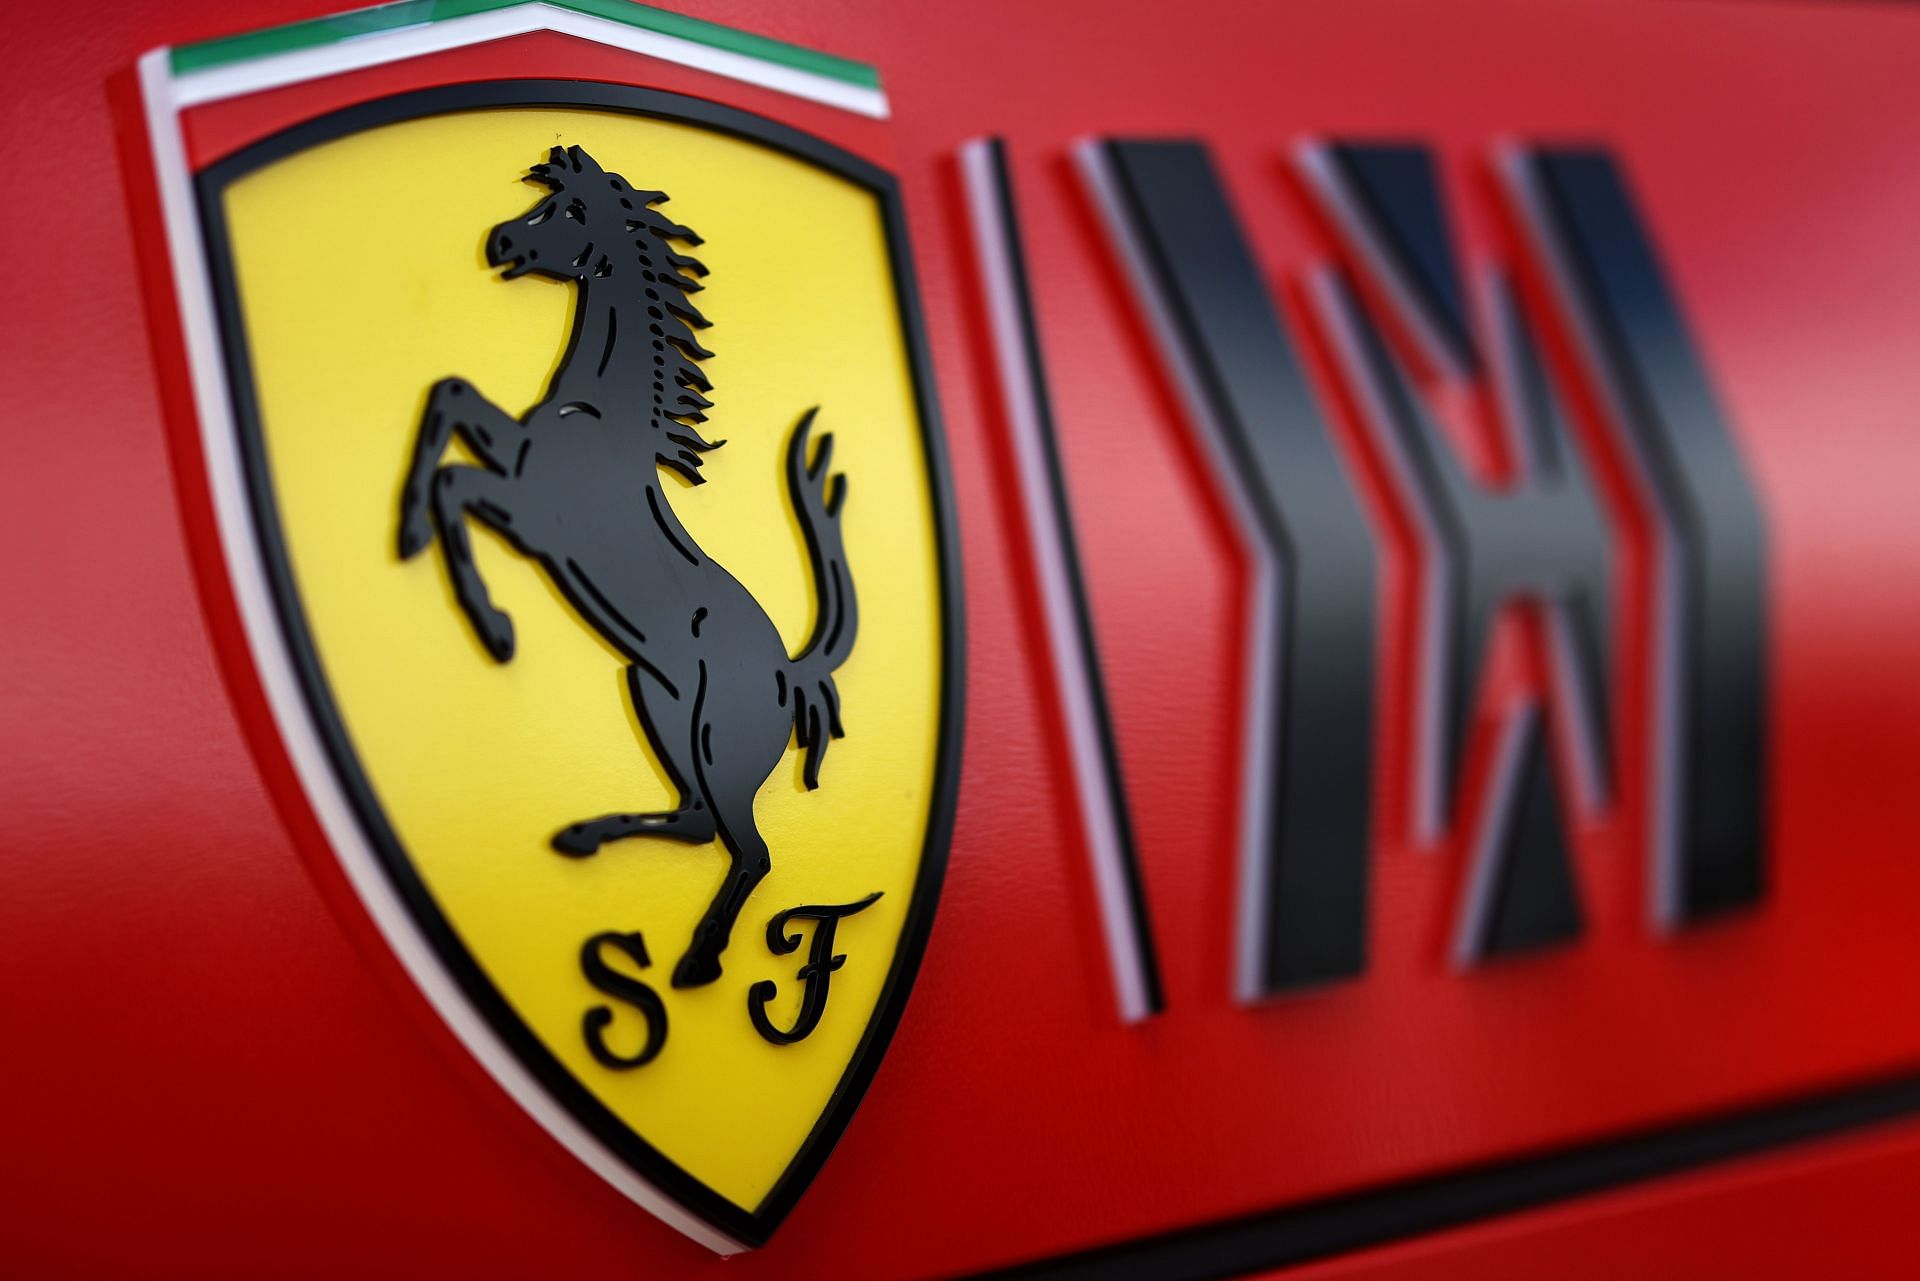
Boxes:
[488,145,622,281]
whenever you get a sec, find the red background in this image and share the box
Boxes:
[6,1,1920,1276]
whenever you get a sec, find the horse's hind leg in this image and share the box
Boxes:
[671,660,789,988]
[672,795,771,989]
[553,664,718,856]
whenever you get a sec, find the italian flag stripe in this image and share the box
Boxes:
[169,0,881,91]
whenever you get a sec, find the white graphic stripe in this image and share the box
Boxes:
[961,139,1157,1024]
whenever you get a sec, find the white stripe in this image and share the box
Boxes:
[1074,139,1287,1007]
[139,46,747,1256]
[169,2,889,118]
[960,140,1154,1025]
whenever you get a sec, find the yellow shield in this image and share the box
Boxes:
[195,84,958,1247]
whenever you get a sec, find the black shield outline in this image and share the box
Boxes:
[193,79,963,1247]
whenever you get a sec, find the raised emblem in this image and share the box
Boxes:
[143,14,960,1248]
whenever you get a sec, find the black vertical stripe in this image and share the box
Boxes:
[1525,149,1769,919]
[1099,140,1378,993]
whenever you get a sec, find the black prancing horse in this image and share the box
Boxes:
[397,145,858,990]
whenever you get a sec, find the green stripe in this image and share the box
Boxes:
[168,0,881,90]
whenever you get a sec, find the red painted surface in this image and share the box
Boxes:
[6,0,1920,1275]
[1282,1115,1920,1281]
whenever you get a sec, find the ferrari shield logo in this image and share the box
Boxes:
[142,13,958,1251]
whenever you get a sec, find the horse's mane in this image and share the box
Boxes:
[532,145,720,482]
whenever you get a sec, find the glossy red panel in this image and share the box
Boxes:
[5,0,1920,1276]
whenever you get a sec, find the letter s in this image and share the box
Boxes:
[579,931,668,1069]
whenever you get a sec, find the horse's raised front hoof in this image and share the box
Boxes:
[671,949,723,990]
[397,507,432,559]
[551,824,603,857]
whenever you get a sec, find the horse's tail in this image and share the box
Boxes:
[784,408,859,790]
